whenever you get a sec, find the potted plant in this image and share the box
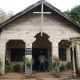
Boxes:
[22,56,33,73]
[25,56,32,68]
[13,65,21,72]
[52,56,61,77]
[25,59,32,69]
[53,56,60,69]
[66,62,73,70]
[60,63,65,71]
[25,57,32,77]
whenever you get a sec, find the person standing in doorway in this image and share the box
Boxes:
[38,54,47,71]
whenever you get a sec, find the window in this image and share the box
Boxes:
[11,48,25,62]
[59,48,66,61]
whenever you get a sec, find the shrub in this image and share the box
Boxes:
[52,58,60,70]
[60,63,65,71]
[13,65,21,72]
[5,60,11,73]
[66,62,73,70]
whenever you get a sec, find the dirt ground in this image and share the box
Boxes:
[0,71,80,80]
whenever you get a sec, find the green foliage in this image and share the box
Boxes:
[22,56,25,64]
[70,5,80,22]
[23,57,32,68]
[65,5,80,22]
[52,57,66,72]
[66,62,73,70]
[64,10,70,16]
[48,57,52,71]
[60,63,65,71]
[5,60,11,73]
[53,58,60,69]
[25,61,32,68]
[25,58,32,68]
[13,65,21,72]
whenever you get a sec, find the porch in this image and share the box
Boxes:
[0,33,80,78]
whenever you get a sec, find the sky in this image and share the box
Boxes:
[0,0,80,14]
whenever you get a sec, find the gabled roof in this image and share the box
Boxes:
[0,0,80,32]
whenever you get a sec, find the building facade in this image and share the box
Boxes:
[0,0,80,74]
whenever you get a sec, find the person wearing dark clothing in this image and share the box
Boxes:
[38,54,47,71]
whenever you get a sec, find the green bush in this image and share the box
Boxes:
[66,62,73,70]
[13,65,21,72]
[52,58,60,70]
[5,60,11,73]
[25,60,32,68]
[27,63,31,68]
[60,63,65,71]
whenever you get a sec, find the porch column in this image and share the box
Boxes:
[49,38,58,58]
[66,47,71,62]
[0,40,6,74]
[25,38,35,77]
[51,39,60,58]
[49,38,61,60]
[52,43,58,58]
[76,44,80,72]
[71,42,76,77]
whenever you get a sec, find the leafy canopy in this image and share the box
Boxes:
[64,5,80,23]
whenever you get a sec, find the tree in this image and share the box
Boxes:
[64,5,80,23]
[70,5,80,22]
[0,8,6,23]
[64,10,70,16]
[0,8,13,23]
[6,11,13,19]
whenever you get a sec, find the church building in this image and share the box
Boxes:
[0,0,80,75]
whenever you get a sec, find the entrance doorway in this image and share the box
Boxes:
[32,48,48,71]
[32,33,52,71]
